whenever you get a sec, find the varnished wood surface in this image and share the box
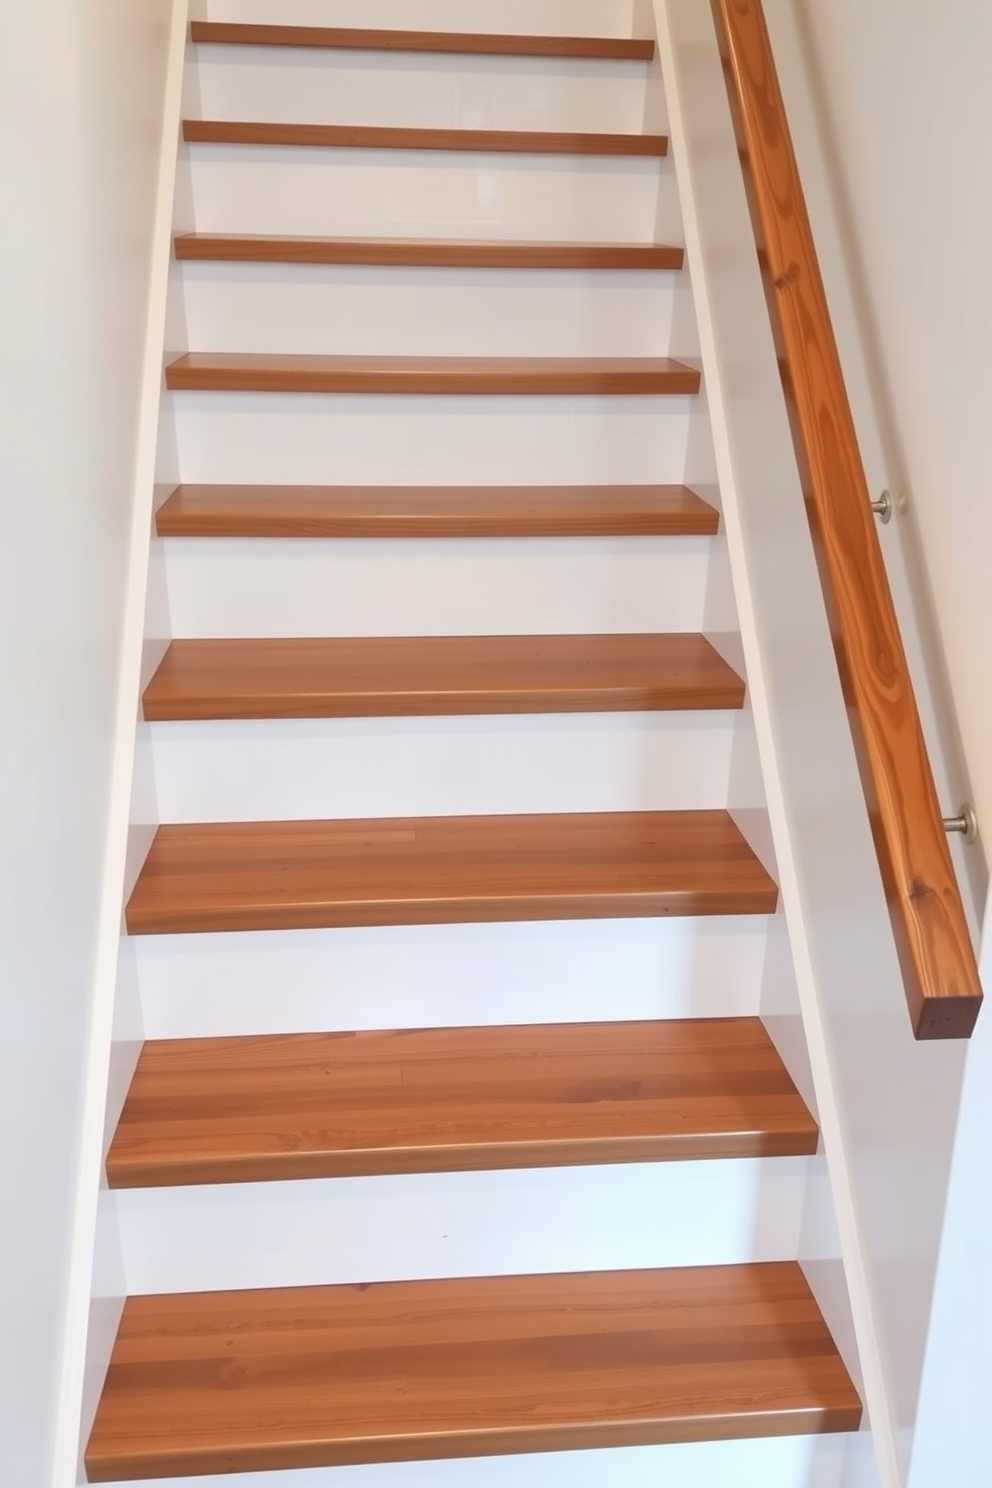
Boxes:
[155,483,720,539]
[711,0,982,1039]
[190,22,656,62]
[125,811,778,936]
[182,120,668,157]
[107,1018,818,1188]
[85,1262,861,1479]
[174,234,684,270]
[142,634,745,722]
[164,354,700,396]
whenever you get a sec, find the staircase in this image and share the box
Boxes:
[85,4,862,1484]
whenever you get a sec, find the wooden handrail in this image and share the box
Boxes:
[709,0,983,1039]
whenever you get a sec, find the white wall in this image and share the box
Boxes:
[907,890,992,1487]
[792,0,992,849]
[764,3,992,1478]
[0,3,175,1482]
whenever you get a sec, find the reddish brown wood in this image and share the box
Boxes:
[106,1018,818,1189]
[85,1262,861,1480]
[190,22,656,61]
[164,354,699,396]
[182,120,669,157]
[710,0,982,1039]
[142,634,745,722]
[173,234,684,270]
[125,811,778,936]
[156,484,719,539]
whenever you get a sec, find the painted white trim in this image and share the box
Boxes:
[52,3,191,1481]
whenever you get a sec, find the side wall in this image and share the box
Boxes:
[766,3,992,1480]
[0,3,176,1482]
[791,0,992,847]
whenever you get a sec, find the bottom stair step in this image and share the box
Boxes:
[85,1263,861,1481]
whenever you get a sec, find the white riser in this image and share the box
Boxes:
[202,1,641,39]
[192,51,651,135]
[115,1158,807,1295]
[103,1434,849,1488]
[150,713,735,822]
[163,536,709,637]
[185,150,675,242]
[179,265,677,357]
[170,394,694,485]
[135,916,769,1039]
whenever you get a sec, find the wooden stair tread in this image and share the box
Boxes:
[183,120,668,157]
[125,811,778,936]
[174,234,684,270]
[85,1262,861,1480]
[164,354,700,396]
[156,483,720,538]
[142,634,745,722]
[107,1018,818,1188]
[190,23,657,62]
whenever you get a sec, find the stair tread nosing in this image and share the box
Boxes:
[155,483,720,538]
[174,234,685,270]
[125,811,778,937]
[107,1017,819,1188]
[164,354,701,396]
[182,120,669,157]
[142,634,745,722]
[84,1262,862,1480]
[189,23,657,63]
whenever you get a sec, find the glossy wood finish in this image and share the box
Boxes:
[156,483,720,539]
[125,811,778,936]
[85,1262,861,1480]
[190,22,656,62]
[107,1018,818,1189]
[164,354,699,396]
[142,634,745,722]
[711,0,982,1039]
[182,120,669,157]
[174,234,685,270]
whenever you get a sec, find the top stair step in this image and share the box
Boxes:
[156,484,720,539]
[164,355,699,397]
[174,235,685,271]
[190,23,657,63]
[182,121,668,157]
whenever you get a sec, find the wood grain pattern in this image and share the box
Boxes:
[155,483,720,539]
[182,120,668,157]
[84,1262,861,1480]
[106,1018,818,1188]
[164,354,700,396]
[711,0,982,1039]
[125,811,778,936]
[173,234,684,270]
[141,634,745,722]
[189,22,656,62]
